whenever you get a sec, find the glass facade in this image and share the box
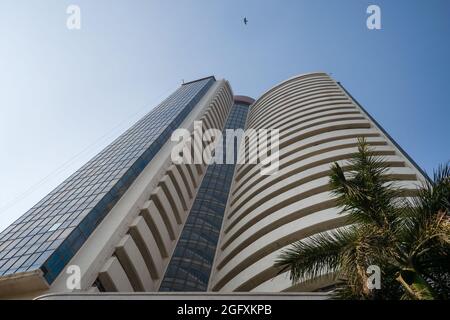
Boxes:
[159,102,250,292]
[0,77,215,283]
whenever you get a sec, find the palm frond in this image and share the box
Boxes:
[274,227,357,284]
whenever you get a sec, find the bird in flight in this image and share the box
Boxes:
[243,17,248,25]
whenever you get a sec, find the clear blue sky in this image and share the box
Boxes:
[0,0,449,232]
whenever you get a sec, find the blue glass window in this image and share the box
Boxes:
[159,102,250,292]
[0,77,215,283]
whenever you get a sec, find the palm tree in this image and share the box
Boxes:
[392,163,450,299]
[274,138,450,299]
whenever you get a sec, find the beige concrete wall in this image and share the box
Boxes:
[36,292,330,300]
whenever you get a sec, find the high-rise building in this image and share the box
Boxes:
[208,73,427,293]
[0,73,427,299]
